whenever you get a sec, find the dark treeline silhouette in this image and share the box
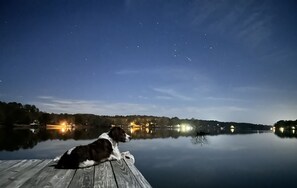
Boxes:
[274,120,297,129]
[0,102,40,126]
[274,119,297,138]
[0,101,271,131]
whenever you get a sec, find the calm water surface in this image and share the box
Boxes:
[0,127,296,188]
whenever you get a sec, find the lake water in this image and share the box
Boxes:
[0,126,296,187]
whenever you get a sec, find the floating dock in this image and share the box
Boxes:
[0,158,152,188]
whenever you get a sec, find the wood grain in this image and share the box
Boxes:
[68,166,94,188]
[0,160,43,187]
[124,158,152,188]
[111,159,140,188]
[0,159,151,188]
[0,160,20,173]
[94,162,117,188]
[20,160,75,188]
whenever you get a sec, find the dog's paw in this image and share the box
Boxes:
[121,151,130,156]
[121,151,135,164]
[108,154,122,161]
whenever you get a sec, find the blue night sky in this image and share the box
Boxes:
[1,0,297,124]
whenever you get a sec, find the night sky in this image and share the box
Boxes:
[1,0,297,124]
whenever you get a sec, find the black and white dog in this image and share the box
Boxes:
[55,127,134,169]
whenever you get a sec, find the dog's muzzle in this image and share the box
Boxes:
[125,134,131,142]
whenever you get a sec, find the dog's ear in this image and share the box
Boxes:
[108,127,121,141]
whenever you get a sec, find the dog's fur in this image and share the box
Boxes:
[55,127,131,169]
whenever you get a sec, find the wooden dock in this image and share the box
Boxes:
[0,158,152,188]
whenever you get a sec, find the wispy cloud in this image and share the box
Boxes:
[232,86,280,94]
[35,96,158,115]
[189,0,273,50]
[114,69,141,75]
[205,96,245,102]
[38,96,55,100]
[148,105,249,123]
[155,96,173,100]
[34,96,280,124]
[153,88,193,101]
[114,67,214,95]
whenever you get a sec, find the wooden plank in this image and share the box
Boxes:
[19,160,75,188]
[0,160,27,178]
[68,166,94,188]
[0,159,151,188]
[0,160,21,173]
[0,159,43,187]
[111,159,140,188]
[94,161,117,188]
[3,160,51,187]
[124,158,152,188]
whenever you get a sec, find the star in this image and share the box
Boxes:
[186,57,192,62]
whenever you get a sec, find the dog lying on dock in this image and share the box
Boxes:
[55,127,134,169]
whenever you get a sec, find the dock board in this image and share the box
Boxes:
[0,158,151,188]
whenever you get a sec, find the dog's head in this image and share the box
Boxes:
[108,127,131,143]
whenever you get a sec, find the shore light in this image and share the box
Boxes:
[180,123,193,133]
[60,121,67,126]
[230,125,235,133]
[279,127,284,133]
[271,127,276,133]
[61,127,66,133]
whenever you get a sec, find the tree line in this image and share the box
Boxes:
[0,102,40,126]
[0,101,272,130]
[273,120,297,139]
[274,120,297,129]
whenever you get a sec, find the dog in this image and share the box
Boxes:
[55,127,133,169]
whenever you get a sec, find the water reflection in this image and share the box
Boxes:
[0,126,110,151]
[1,125,295,188]
[0,124,275,152]
[191,134,208,146]
[0,128,38,151]
[274,126,297,138]
[46,122,76,134]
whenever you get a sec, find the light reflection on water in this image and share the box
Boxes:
[0,127,297,187]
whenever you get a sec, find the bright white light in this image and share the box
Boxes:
[272,127,276,133]
[180,123,193,133]
[279,127,284,133]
